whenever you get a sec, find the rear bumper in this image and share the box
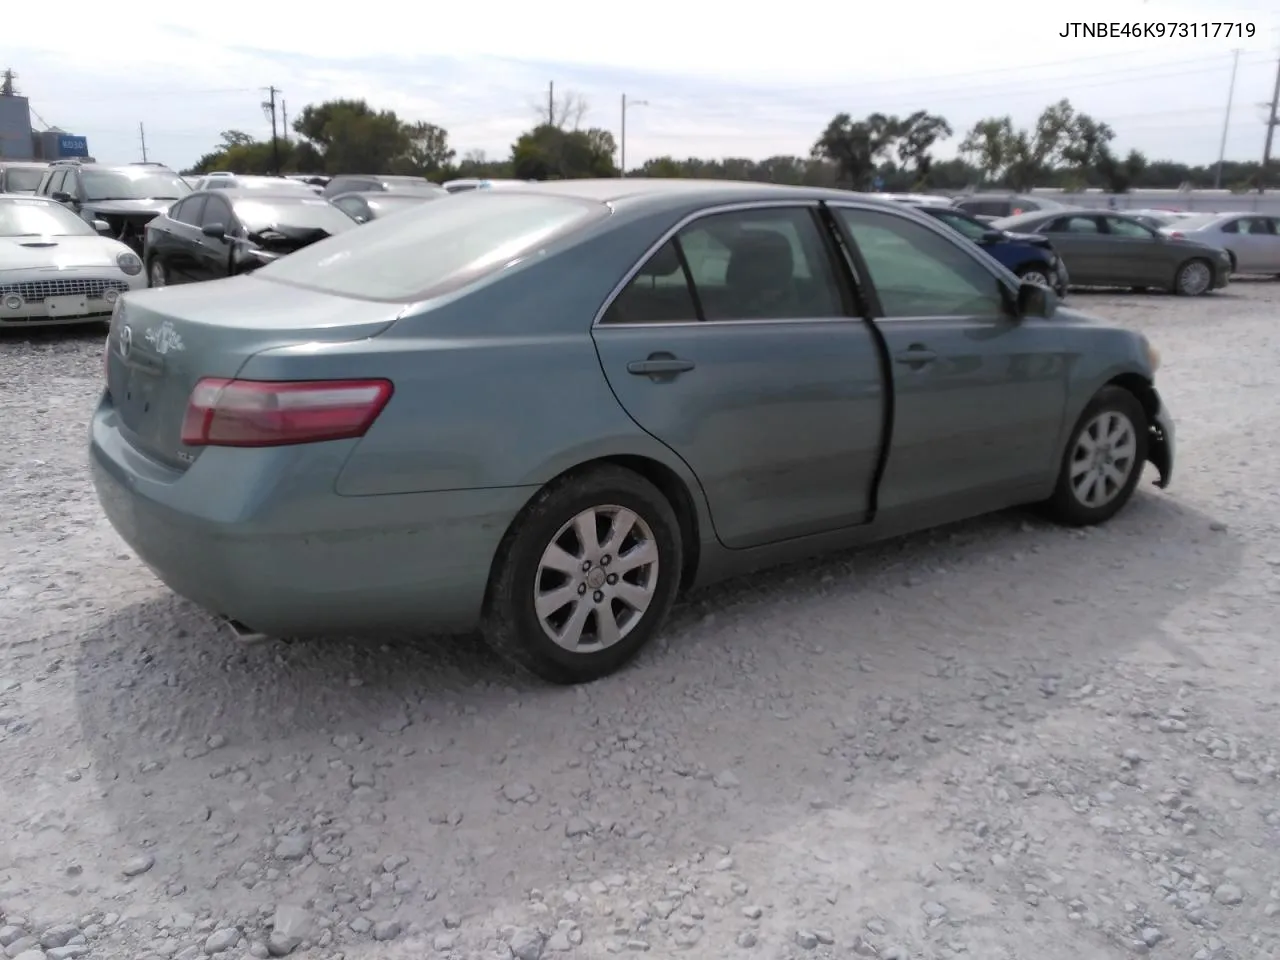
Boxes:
[1148,389,1175,489]
[88,397,536,636]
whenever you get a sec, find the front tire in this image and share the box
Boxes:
[1173,258,1213,296]
[1016,264,1051,287]
[1042,386,1149,527]
[481,465,683,684]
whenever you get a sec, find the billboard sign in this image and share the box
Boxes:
[57,135,89,158]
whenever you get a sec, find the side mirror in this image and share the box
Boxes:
[92,219,112,235]
[1016,279,1057,320]
[51,191,73,204]
[979,229,1004,244]
[201,222,227,240]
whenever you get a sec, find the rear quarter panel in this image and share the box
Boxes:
[235,206,715,521]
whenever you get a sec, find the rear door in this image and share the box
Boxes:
[1039,214,1104,283]
[591,202,886,550]
[828,203,1069,522]
[1235,216,1280,273]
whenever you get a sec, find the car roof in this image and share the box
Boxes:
[0,192,60,200]
[195,188,327,201]
[494,178,909,213]
[0,160,49,168]
[332,190,433,200]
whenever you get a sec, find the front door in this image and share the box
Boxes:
[1234,216,1280,273]
[829,203,1069,521]
[1098,214,1165,286]
[195,195,235,280]
[591,203,886,550]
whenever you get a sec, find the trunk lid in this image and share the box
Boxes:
[105,274,403,470]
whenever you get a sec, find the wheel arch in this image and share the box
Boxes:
[485,454,705,602]
[1104,371,1157,423]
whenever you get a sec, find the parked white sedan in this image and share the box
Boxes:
[0,194,146,327]
[1160,212,1280,276]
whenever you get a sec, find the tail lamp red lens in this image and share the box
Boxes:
[1169,231,1184,239]
[180,378,394,447]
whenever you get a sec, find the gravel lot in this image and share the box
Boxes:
[2,283,1279,960]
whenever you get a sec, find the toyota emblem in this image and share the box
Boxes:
[119,325,133,359]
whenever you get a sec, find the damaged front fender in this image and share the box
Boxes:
[1146,393,1175,489]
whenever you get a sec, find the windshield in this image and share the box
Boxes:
[82,169,191,201]
[6,168,45,192]
[255,192,607,301]
[990,211,1050,231]
[1167,214,1218,231]
[382,179,447,195]
[234,177,315,193]
[0,197,96,237]
[233,198,359,235]
[369,195,436,215]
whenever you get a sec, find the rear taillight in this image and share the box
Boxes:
[1169,231,1184,239]
[180,378,393,448]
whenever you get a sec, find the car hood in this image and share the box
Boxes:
[0,235,133,270]
[84,198,178,216]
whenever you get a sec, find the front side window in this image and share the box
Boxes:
[1104,216,1154,239]
[42,170,65,195]
[200,196,233,230]
[172,196,206,226]
[81,169,190,202]
[835,206,1005,318]
[0,198,96,237]
[254,192,608,301]
[929,209,990,242]
[1046,215,1100,234]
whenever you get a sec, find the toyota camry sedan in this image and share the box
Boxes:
[92,181,1174,684]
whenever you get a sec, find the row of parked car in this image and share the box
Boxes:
[877,192,1258,297]
[0,159,540,324]
[0,157,1270,329]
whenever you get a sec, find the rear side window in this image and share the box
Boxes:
[254,192,608,301]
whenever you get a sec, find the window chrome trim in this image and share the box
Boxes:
[590,199,824,328]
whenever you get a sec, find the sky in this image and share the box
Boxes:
[4,0,1279,174]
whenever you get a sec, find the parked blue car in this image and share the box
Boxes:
[914,205,1069,295]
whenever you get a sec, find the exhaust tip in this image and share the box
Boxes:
[221,616,271,644]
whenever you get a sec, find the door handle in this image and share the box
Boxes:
[894,346,937,367]
[627,354,696,380]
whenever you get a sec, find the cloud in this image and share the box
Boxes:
[4,0,1276,172]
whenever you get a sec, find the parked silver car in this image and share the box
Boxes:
[1159,213,1280,276]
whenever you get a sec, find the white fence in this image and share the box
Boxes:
[1012,189,1280,215]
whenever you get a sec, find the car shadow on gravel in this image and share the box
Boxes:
[63,483,1243,921]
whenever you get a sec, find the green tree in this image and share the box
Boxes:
[396,121,456,176]
[291,99,411,174]
[1095,146,1147,193]
[895,111,953,187]
[811,112,900,188]
[511,124,617,179]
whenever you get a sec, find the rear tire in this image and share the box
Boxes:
[1173,258,1213,296]
[481,465,683,684]
[1041,386,1149,527]
[147,257,169,288]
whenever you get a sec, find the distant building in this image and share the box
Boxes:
[0,68,90,162]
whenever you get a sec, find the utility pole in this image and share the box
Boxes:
[620,95,648,178]
[281,100,289,144]
[548,81,554,126]
[138,122,148,162]
[1215,49,1240,189]
[1260,55,1280,194]
[262,86,281,175]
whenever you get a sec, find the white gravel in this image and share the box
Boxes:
[2,283,1279,960]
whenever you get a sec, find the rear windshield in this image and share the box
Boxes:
[1168,214,1218,230]
[5,167,45,191]
[253,192,608,301]
[232,197,358,235]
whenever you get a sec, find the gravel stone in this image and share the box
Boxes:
[203,928,239,954]
[4,289,1280,960]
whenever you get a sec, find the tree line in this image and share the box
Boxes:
[186,93,1267,194]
